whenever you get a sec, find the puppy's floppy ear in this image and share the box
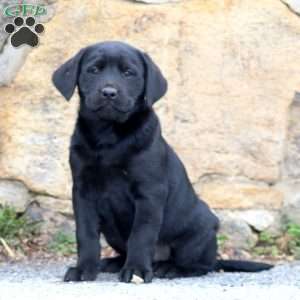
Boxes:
[141,52,168,107]
[52,48,86,100]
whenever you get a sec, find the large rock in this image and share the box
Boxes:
[0,0,300,210]
[216,210,257,250]
[198,179,283,209]
[34,195,72,215]
[283,93,300,179]
[233,209,277,232]
[279,182,300,224]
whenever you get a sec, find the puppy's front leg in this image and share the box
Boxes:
[119,186,164,283]
[64,184,101,282]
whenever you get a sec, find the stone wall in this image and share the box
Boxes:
[1,0,300,249]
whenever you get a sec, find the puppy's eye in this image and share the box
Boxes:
[88,66,101,74]
[123,69,135,77]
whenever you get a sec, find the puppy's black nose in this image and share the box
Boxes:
[101,87,118,100]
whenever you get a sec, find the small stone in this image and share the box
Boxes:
[0,180,31,212]
[25,202,45,222]
[131,274,144,284]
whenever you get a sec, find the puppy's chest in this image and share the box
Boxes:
[74,147,136,223]
[92,164,135,219]
[93,136,135,167]
[93,148,125,167]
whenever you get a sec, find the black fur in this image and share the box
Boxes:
[52,41,272,283]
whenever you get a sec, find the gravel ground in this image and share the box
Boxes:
[0,260,300,300]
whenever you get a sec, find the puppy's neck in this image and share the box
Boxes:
[76,108,159,151]
[77,112,117,147]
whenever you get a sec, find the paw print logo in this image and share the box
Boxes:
[4,17,45,48]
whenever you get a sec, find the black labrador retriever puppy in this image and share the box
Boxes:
[52,41,272,283]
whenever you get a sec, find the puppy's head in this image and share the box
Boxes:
[52,41,167,122]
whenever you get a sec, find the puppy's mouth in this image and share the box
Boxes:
[110,103,132,114]
[88,98,134,114]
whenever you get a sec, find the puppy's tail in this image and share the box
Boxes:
[215,259,273,272]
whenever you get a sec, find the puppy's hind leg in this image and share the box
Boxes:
[154,232,217,279]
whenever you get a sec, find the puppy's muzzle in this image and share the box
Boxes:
[100,87,118,101]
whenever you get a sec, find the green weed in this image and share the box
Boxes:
[48,231,76,256]
[217,234,228,249]
[0,205,39,244]
[286,223,300,259]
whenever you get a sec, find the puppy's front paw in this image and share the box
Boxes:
[64,267,81,282]
[64,266,98,282]
[119,266,153,283]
